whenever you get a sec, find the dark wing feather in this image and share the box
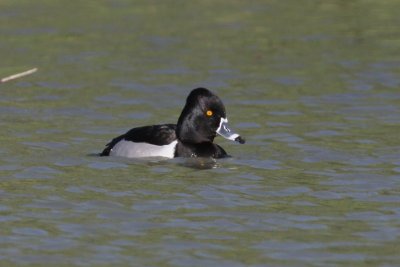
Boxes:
[100,124,177,156]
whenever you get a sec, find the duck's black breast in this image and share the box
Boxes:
[174,141,228,158]
[100,124,177,156]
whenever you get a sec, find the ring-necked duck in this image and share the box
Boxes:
[100,87,245,158]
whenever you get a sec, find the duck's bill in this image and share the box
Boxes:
[216,118,245,144]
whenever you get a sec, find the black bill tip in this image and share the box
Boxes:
[235,136,246,144]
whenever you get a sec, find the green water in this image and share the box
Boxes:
[1,1,400,266]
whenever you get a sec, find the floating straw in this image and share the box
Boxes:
[1,68,38,83]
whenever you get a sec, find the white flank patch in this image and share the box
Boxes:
[110,140,178,159]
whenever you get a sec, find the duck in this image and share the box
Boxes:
[100,87,245,158]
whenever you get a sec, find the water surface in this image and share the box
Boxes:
[1,1,400,266]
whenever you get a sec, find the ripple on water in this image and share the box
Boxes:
[0,165,20,171]
[22,141,69,150]
[31,237,77,251]
[321,172,397,190]
[356,227,400,242]
[54,158,85,167]
[95,94,145,105]
[123,112,153,120]
[254,132,303,143]
[289,143,350,163]
[13,166,62,179]
[57,223,97,238]
[75,200,125,213]
[305,130,343,137]
[255,241,367,262]
[87,161,128,170]
[36,81,83,90]
[0,215,19,222]
[272,76,304,86]
[12,227,48,237]
[267,121,293,127]
[267,186,311,197]
[43,107,114,120]
[235,159,282,170]
[234,122,261,128]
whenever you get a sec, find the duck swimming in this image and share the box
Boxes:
[100,87,245,158]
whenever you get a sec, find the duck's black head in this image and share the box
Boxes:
[176,88,245,145]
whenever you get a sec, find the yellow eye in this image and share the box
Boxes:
[206,110,213,117]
